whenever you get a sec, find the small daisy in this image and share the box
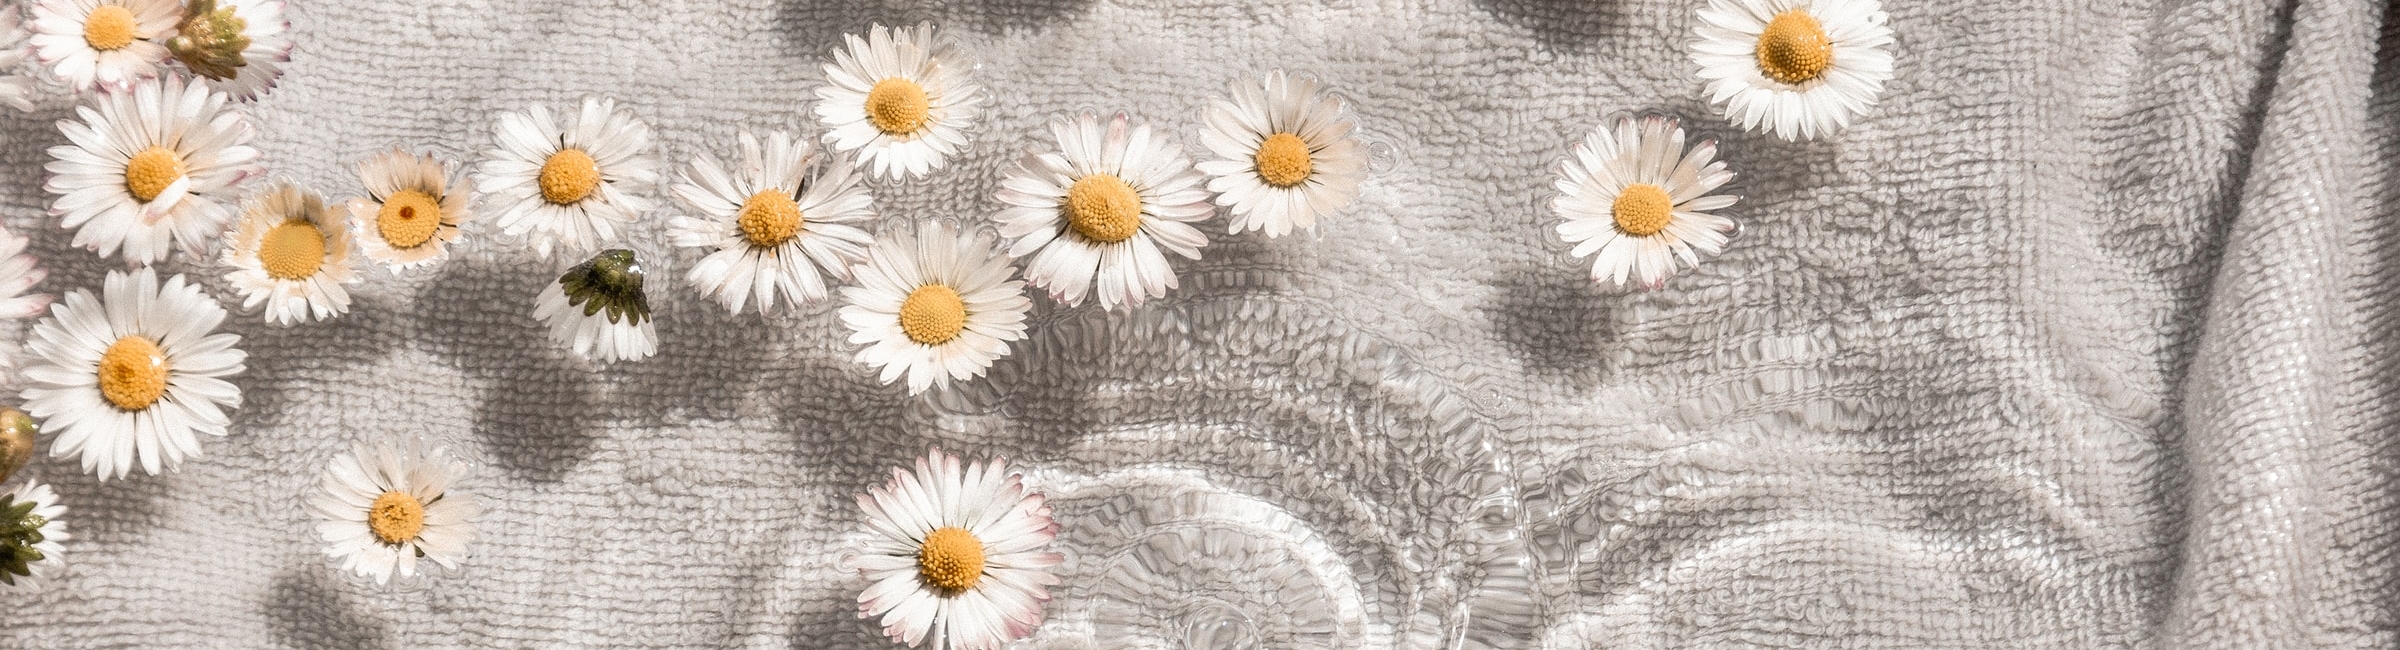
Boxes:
[0,479,68,591]
[668,131,876,314]
[1691,0,1896,140]
[0,7,42,112]
[1197,70,1369,238]
[814,22,984,181]
[44,74,263,265]
[18,267,247,480]
[309,437,480,585]
[163,0,291,101]
[0,410,36,481]
[348,149,476,271]
[221,184,356,326]
[477,98,659,260]
[851,449,1061,650]
[0,225,55,374]
[1551,115,1740,290]
[533,249,658,363]
[25,0,177,94]
[838,221,1030,395]
[992,112,1212,310]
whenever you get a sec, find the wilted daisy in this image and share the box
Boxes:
[477,98,659,260]
[309,437,480,585]
[162,0,291,100]
[992,112,1212,310]
[839,222,1030,395]
[44,74,262,265]
[814,22,984,181]
[1197,70,1368,238]
[1551,116,1739,290]
[0,225,55,373]
[1691,0,1895,140]
[348,149,475,271]
[851,449,1061,650]
[25,0,176,93]
[0,479,68,591]
[0,8,41,112]
[534,249,657,363]
[18,267,247,480]
[668,131,875,314]
[221,184,356,326]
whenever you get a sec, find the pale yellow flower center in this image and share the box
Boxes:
[376,189,443,249]
[866,78,932,136]
[899,284,967,346]
[538,149,601,205]
[917,526,985,592]
[1064,174,1142,244]
[368,491,425,545]
[83,5,139,51]
[1611,183,1674,237]
[735,189,804,248]
[258,220,325,280]
[97,336,168,411]
[124,147,185,204]
[1755,10,1834,85]
[1253,132,1314,188]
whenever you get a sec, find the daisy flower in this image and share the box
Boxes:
[25,0,177,94]
[44,74,263,265]
[1196,70,1368,238]
[814,22,985,181]
[221,184,356,326]
[668,130,876,314]
[838,221,1031,395]
[309,436,480,585]
[1551,115,1740,290]
[163,0,291,101]
[0,479,68,591]
[850,449,1061,650]
[533,249,657,363]
[0,225,55,375]
[18,267,246,480]
[0,7,41,112]
[347,149,476,271]
[992,112,1212,310]
[1691,0,1896,140]
[477,98,659,260]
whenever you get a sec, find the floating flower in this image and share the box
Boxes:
[163,0,290,101]
[0,225,54,377]
[0,7,41,112]
[1197,70,1368,238]
[992,112,1212,310]
[814,23,984,181]
[221,184,355,326]
[668,131,875,314]
[309,436,480,585]
[839,221,1029,395]
[0,479,67,591]
[477,98,658,260]
[534,249,657,363]
[348,149,476,271]
[44,74,262,265]
[18,268,246,480]
[851,449,1060,650]
[1552,115,1739,290]
[1691,0,1895,140]
[25,0,176,94]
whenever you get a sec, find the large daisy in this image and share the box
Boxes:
[309,436,480,585]
[477,98,659,260]
[0,479,68,591]
[1197,70,1368,238]
[1691,0,1895,141]
[348,149,475,271]
[0,225,55,376]
[851,449,1061,650]
[814,22,984,181]
[25,0,177,94]
[668,130,875,315]
[1551,115,1740,290]
[991,112,1212,311]
[18,268,247,480]
[163,0,291,101]
[838,221,1030,395]
[221,184,356,326]
[0,7,41,112]
[533,249,658,363]
[44,74,262,265]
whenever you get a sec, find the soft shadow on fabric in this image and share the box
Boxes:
[265,568,395,650]
[418,259,601,483]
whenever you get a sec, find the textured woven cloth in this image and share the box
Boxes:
[0,0,2394,647]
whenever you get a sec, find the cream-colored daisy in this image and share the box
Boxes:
[1552,115,1739,290]
[25,0,177,94]
[0,7,42,112]
[163,0,291,101]
[533,249,658,363]
[992,112,1213,311]
[18,267,247,480]
[851,449,1061,650]
[814,22,984,181]
[1197,70,1368,238]
[0,479,68,591]
[1691,0,1895,141]
[668,131,875,314]
[348,149,476,271]
[43,74,262,265]
[221,184,356,326]
[477,98,659,260]
[309,436,480,585]
[839,221,1030,395]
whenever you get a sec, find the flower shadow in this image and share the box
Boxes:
[1485,260,1621,393]
[415,257,602,484]
[265,567,395,650]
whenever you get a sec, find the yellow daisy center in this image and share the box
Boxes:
[865,78,932,136]
[735,189,804,248]
[1253,132,1315,188]
[124,147,185,204]
[376,189,444,249]
[538,149,602,205]
[1611,183,1675,237]
[83,5,139,51]
[1755,10,1835,85]
[97,336,168,412]
[917,526,985,592]
[1064,174,1143,244]
[367,491,425,545]
[898,284,968,346]
[258,220,325,281]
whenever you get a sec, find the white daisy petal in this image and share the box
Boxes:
[220,185,357,326]
[18,268,246,480]
[852,450,1058,650]
[839,222,1030,395]
[309,437,479,583]
[814,22,983,181]
[475,99,658,260]
[1550,115,1742,290]
[44,75,260,265]
[992,112,1212,311]
[1690,0,1894,140]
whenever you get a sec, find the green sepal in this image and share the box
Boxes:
[166,0,252,81]
[559,249,651,326]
